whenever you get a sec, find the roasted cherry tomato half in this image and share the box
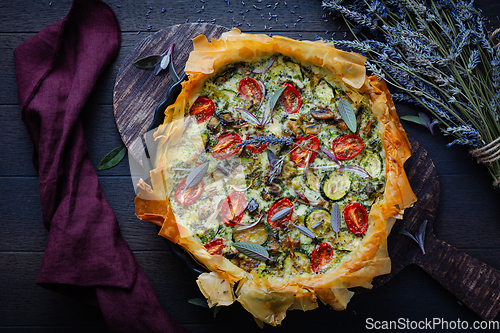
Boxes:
[332,134,364,161]
[211,133,243,160]
[279,83,301,114]
[174,178,204,207]
[238,77,263,105]
[204,238,225,255]
[344,202,368,235]
[221,192,247,226]
[245,133,268,154]
[189,96,215,124]
[311,242,334,274]
[290,135,320,168]
[267,198,294,230]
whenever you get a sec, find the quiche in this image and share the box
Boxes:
[135,29,416,326]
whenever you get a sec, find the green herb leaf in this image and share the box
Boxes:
[97,145,127,170]
[338,98,357,132]
[330,203,341,240]
[293,224,316,239]
[188,298,209,308]
[233,242,271,261]
[400,115,427,127]
[270,206,292,222]
[400,220,427,255]
[184,162,209,189]
[261,86,286,126]
[133,54,163,69]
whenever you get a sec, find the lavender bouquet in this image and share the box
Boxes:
[322,0,500,188]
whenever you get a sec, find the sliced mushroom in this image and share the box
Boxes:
[310,108,341,121]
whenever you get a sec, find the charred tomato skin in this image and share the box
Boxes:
[189,96,215,123]
[174,178,204,206]
[221,191,248,226]
[332,134,364,161]
[290,135,320,168]
[204,238,225,255]
[280,82,301,114]
[311,242,334,273]
[344,202,368,235]
[211,133,243,160]
[267,198,294,230]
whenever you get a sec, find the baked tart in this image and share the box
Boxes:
[134,29,416,326]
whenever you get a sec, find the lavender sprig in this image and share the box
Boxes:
[237,134,294,149]
[322,0,500,188]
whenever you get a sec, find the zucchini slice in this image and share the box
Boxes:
[361,151,382,178]
[305,208,331,237]
[305,169,321,192]
[320,170,351,201]
[284,61,304,81]
[233,222,269,245]
[283,251,312,274]
[315,79,337,106]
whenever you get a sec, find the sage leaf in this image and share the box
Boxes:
[184,162,209,189]
[188,298,221,317]
[330,203,341,240]
[133,54,163,69]
[188,298,209,308]
[261,86,286,126]
[293,224,316,239]
[400,220,427,255]
[401,113,437,135]
[338,98,357,132]
[233,242,271,261]
[270,206,292,222]
[97,145,127,170]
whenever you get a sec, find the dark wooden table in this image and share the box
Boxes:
[2,0,500,332]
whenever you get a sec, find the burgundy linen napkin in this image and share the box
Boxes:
[14,0,187,332]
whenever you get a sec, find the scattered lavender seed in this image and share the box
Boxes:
[296,19,301,22]
[247,22,251,26]
[298,16,303,19]
[162,8,166,12]
[268,16,272,20]
[186,18,189,23]
[200,0,205,2]
[239,11,243,15]
[343,32,347,38]
[237,22,242,26]
[197,9,201,13]
[291,10,295,14]
[284,1,287,5]
[147,24,152,30]
[246,9,250,12]
[275,17,278,22]
[267,4,271,8]
[253,5,261,10]
[231,17,235,22]
[242,1,245,5]
[242,16,245,20]
[223,290,228,293]
[294,5,298,8]
[137,31,141,34]
[293,22,297,27]
[49,1,53,6]
[338,26,342,30]
[202,5,205,10]
[331,32,336,36]
[261,14,264,19]
[228,9,233,13]
[269,33,272,37]
[147,10,151,14]
[298,34,302,37]
[285,23,288,28]
[116,5,121,8]
[149,6,153,10]
[221,279,226,283]
[325,30,329,34]
[194,4,196,8]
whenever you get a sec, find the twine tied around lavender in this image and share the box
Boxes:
[470,137,500,185]
[489,28,500,49]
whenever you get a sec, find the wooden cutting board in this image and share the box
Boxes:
[113,23,500,321]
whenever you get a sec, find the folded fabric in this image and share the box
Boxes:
[14,0,187,331]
